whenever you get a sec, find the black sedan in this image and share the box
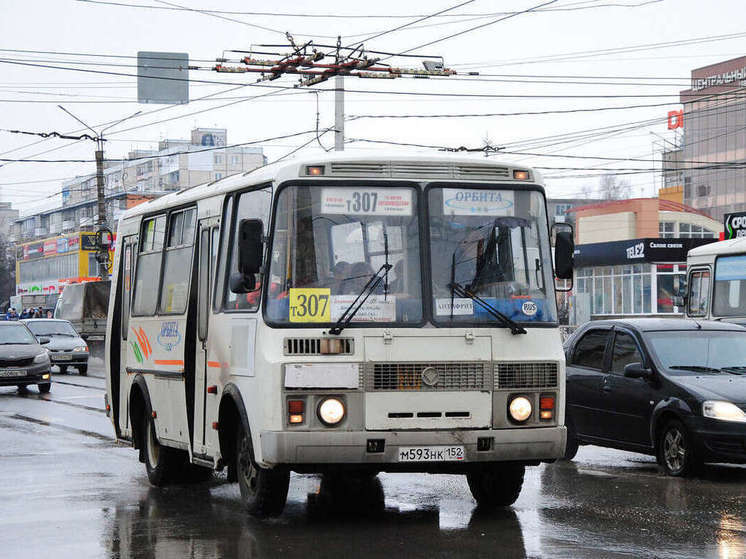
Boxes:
[0,321,52,393]
[564,318,746,476]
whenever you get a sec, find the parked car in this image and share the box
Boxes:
[564,318,746,476]
[21,319,89,376]
[0,321,52,393]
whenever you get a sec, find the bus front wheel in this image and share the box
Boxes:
[144,413,180,487]
[466,463,525,508]
[235,426,289,517]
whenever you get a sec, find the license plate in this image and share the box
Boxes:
[0,370,26,378]
[54,354,72,361]
[398,445,465,462]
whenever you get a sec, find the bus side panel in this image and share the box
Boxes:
[127,315,190,446]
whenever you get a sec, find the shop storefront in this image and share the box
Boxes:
[572,237,717,320]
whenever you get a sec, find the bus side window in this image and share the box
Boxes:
[132,215,166,316]
[159,208,196,314]
[121,240,134,339]
[688,269,710,317]
[224,188,271,311]
[214,196,233,313]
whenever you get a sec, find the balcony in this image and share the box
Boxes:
[62,220,75,231]
[34,228,47,237]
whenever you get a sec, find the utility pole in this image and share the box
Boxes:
[213,40,455,154]
[58,106,141,278]
[334,75,344,151]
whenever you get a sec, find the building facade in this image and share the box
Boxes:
[565,196,722,323]
[679,56,746,223]
[11,128,265,297]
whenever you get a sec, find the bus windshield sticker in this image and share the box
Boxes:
[521,301,538,316]
[442,188,514,216]
[330,295,396,322]
[321,188,412,216]
[288,288,331,322]
[435,298,474,316]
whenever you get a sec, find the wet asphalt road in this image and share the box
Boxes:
[1,366,745,559]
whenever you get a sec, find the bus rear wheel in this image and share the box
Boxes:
[144,412,180,487]
[235,426,289,517]
[466,463,525,508]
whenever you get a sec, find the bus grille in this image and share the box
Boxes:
[363,362,491,391]
[283,337,354,356]
[495,362,558,389]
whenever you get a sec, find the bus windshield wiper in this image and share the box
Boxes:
[448,281,527,335]
[329,264,392,335]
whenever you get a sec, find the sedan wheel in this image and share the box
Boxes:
[657,419,701,477]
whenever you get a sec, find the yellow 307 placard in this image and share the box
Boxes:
[288,288,331,322]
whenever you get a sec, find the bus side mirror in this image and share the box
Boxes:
[237,219,264,275]
[553,226,574,280]
[229,272,256,294]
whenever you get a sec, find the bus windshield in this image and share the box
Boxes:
[265,184,423,325]
[428,186,557,324]
[713,254,746,317]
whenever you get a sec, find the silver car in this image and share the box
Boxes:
[22,319,90,376]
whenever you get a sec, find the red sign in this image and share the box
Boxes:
[43,239,57,255]
[668,110,683,130]
[68,236,80,251]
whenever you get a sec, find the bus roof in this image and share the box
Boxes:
[688,236,746,257]
[118,151,544,221]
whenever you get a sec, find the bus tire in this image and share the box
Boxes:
[466,463,525,508]
[563,416,579,461]
[58,366,67,375]
[78,365,88,376]
[144,412,180,487]
[235,425,289,517]
[38,383,51,394]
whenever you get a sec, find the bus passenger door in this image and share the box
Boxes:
[119,236,136,435]
[193,219,218,456]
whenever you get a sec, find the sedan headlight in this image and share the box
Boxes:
[702,401,746,423]
[33,352,50,364]
[73,346,89,353]
[318,398,345,426]
[509,396,533,423]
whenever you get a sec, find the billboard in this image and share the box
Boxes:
[137,51,189,105]
[724,211,746,239]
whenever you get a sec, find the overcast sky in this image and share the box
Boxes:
[0,0,744,216]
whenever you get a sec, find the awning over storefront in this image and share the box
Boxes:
[574,237,717,267]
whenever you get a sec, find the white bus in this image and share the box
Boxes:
[685,237,746,324]
[104,153,574,516]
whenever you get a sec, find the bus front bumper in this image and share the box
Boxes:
[259,426,566,468]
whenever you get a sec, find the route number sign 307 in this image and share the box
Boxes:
[289,288,331,322]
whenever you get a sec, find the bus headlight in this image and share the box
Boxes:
[509,396,532,423]
[318,398,345,426]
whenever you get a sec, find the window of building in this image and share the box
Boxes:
[571,330,609,369]
[215,172,223,180]
[656,264,685,313]
[215,154,223,165]
[575,264,662,316]
[231,155,240,166]
[659,222,675,238]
